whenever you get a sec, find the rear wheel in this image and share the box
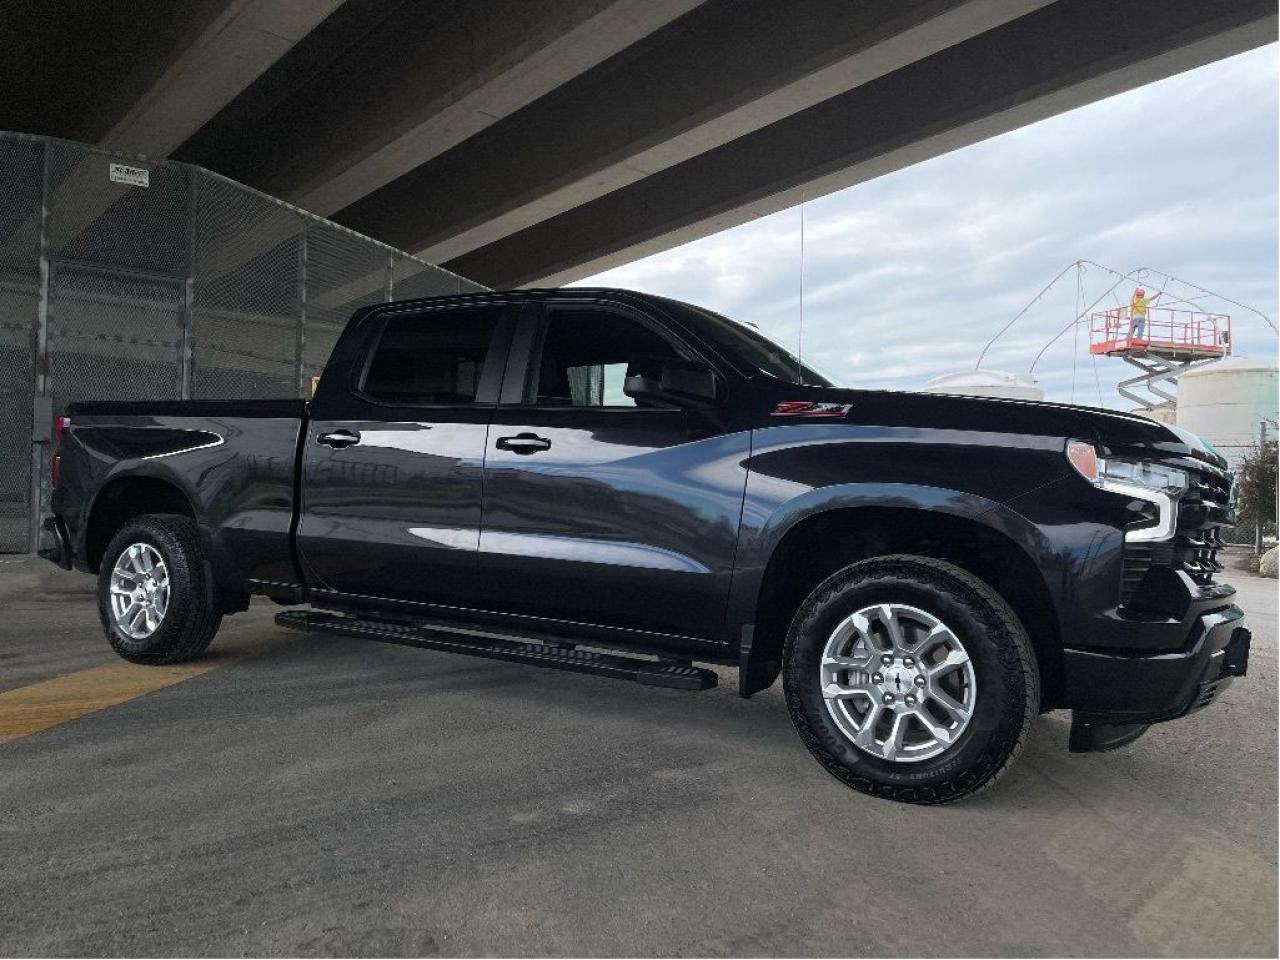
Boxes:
[97,514,222,664]
[783,555,1038,804]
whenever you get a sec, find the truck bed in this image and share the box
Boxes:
[66,399,308,418]
[54,400,309,596]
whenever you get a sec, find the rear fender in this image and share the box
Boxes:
[66,417,301,593]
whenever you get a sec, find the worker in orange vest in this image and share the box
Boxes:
[1130,287,1151,339]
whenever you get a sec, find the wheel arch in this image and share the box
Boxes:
[737,496,1062,705]
[84,473,197,573]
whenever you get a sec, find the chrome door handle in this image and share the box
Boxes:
[317,429,361,448]
[496,433,551,454]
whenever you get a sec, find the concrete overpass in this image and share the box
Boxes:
[2,0,1274,289]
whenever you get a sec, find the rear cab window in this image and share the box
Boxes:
[360,304,507,406]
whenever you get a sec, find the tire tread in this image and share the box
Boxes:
[97,514,222,665]
[782,554,1039,805]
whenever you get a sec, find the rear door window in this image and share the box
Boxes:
[361,305,506,405]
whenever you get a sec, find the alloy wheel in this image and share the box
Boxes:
[109,543,171,640]
[819,602,976,762]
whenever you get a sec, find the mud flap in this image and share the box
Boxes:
[738,624,782,698]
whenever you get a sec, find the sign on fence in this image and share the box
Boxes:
[108,163,150,188]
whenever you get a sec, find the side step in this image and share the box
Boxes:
[275,610,718,691]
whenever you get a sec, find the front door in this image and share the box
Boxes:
[297,300,515,609]
[479,301,750,644]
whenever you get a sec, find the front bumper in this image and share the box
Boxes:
[1064,602,1249,751]
[38,515,73,570]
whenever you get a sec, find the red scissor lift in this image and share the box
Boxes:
[1089,305,1231,410]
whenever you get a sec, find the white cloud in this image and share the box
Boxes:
[576,45,1279,408]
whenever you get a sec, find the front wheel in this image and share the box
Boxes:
[97,514,222,664]
[783,555,1038,804]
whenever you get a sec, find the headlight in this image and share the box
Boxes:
[1097,459,1188,496]
[1065,441,1184,542]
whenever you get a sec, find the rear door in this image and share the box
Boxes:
[297,300,516,609]
[478,299,751,644]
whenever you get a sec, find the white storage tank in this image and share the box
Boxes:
[921,370,1045,401]
[1176,357,1278,457]
[1133,406,1179,425]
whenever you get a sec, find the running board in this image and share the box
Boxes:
[274,610,718,691]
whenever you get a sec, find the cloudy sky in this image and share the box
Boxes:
[575,44,1278,409]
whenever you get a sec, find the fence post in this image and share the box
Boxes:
[181,173,197,399]
[28,140,51,552]
[296,222,307,398]
[1257,419,1269,554]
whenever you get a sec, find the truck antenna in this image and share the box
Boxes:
[797,199,805,383]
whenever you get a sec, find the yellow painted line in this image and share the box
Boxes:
[0,631,288,745]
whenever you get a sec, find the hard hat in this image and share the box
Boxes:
[1135,287,1145,296]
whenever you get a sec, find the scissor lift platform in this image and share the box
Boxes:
[1090,306,1231,410]
[1090,306,1230,361]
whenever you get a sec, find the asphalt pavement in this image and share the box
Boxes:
[0,556,1275,957]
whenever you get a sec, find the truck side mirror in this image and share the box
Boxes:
[624,356,719,409]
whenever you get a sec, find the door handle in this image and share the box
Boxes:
[317,429,361,448]
[496,433,551,454]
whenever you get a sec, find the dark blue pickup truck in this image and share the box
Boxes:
[39,288,1250,804]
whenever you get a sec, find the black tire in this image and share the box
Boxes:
[782,555,1038,805]
[97,514,222,665]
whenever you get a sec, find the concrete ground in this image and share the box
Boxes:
[0,557,1275,958]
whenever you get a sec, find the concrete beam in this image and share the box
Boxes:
[201,0,706,218]
[0,1,232,143]
[337,0,1053,263]
[11,0,342,266]
[100,0,343,156]
[443,0,1276,289]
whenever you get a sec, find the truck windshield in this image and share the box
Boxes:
[665,300,842,387]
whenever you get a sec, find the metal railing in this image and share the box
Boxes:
[1090,306,1231,356]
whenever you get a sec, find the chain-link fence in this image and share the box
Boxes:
[1213,441,1278,547]
[0,131,483,553]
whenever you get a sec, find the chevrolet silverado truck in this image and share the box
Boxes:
[39,288,1250,804]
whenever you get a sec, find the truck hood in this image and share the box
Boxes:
[793,386,1227,469]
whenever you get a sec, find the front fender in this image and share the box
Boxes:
[724,464,1107,700]
[721,422,1084,644]
[756,482,1055,566]
[726,481,1063,639]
